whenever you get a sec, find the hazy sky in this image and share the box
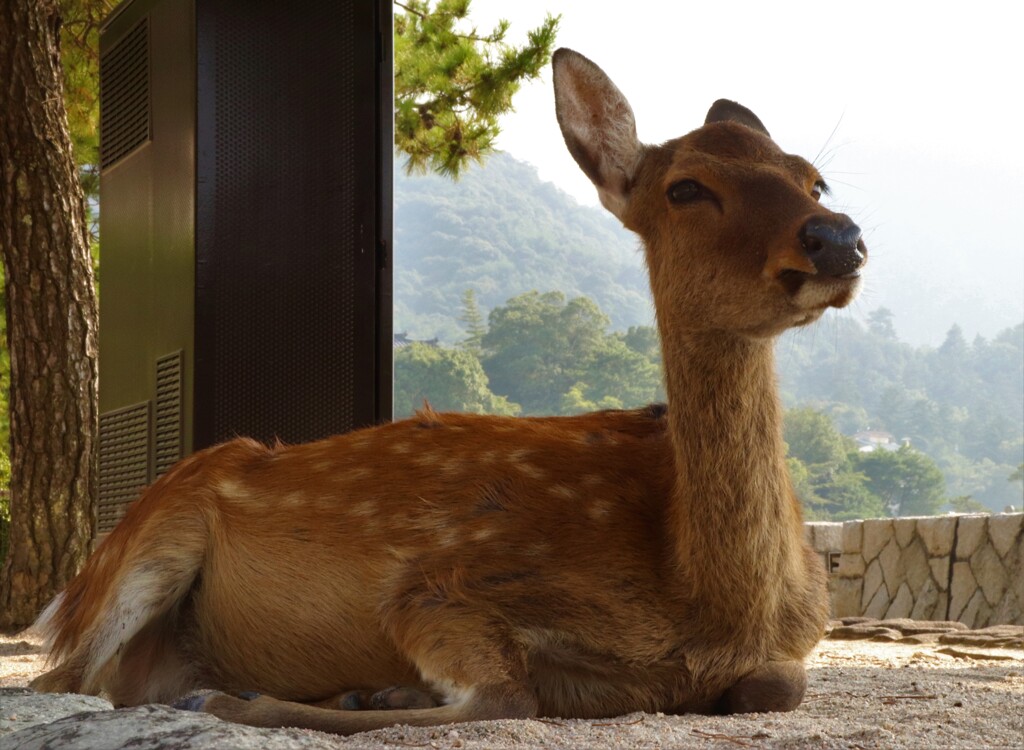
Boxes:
[458,0,1024,346]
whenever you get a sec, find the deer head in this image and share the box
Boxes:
[553,48,866,339]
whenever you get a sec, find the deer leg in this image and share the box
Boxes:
[312,686,439,711]
[718,660,808,714]
[179,681,536,734]
[179,599,537,734]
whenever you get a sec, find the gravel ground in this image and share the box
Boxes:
[2,627,1022,749]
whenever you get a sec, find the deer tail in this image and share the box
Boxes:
[31,468,211,695]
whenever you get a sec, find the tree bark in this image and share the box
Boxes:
[0,0,99,628]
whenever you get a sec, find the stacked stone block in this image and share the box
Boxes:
[806,514,1022,628]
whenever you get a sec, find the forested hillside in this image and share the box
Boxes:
[394,152,653,341]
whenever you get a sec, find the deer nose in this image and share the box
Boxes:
[799,217,865,278]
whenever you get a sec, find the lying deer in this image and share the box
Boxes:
[31,48,865,733]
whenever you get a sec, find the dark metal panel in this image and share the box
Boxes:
[375,0,394,423]
[98,0,196,457]
[194,0,383,447]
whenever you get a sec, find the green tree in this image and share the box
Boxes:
[458,288,487,353]
[948,495,991,514]
[393,342,519,418]
[481,292,661,415]
[783,408,885,520]
[855,445,947,517]
[394,0,558,177]
[784,408,849,466]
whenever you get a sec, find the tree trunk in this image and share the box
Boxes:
[0,0,99,629]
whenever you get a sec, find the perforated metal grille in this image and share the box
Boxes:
[98,402,151,533]
[100,18,150,168]
[154,351,183,476]
[195,1,377,447]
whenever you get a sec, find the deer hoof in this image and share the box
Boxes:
[719,660,808,714]
[368,686,439,710]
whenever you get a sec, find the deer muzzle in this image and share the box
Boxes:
[798,216,866,278]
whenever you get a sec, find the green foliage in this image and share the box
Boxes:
[948,495,991,514]
[394,0,558,177]
[480,291,661,415]
[778,319,1023,511]
[784,408,849,467]
[854,445,947,517]
[783,408,885,520]
[393,342,519,418]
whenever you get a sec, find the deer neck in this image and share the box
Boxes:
[660,330,805,614]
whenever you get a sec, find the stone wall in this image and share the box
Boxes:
[804,514,1023,628]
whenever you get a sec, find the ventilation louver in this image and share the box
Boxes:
[154,351,183,476]
[100,18,150,168]
[98,402,151,533]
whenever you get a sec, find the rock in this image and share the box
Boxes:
[938,625,1024,649]
[862,559,883,611]
[0,700,341,750]
[828,625,902,641]
[885,583,914,619]
[837,553,864,579]
[948,561,977,621]
[0,689,112,737]
[894,519,916,549]
[879,538,904,593]
[842,521,862,554]
[861,519,893,562]
[917,516,957,557]
[970,543,1007,608]
[987,514,1023,559]
[955,515,988,560]
[929,556,951,591]
[810,522,842,553]
[910,578,940,621]
[959,589,988,629]
[903,539,930,593]
[832,578,863,619]
[864,582,890,620]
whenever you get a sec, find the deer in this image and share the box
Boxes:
[30,48,865,734]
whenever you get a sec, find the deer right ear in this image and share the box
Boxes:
[705,100,770,138]
[553,49,641,221]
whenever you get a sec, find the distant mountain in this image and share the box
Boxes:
[394,152,654,342]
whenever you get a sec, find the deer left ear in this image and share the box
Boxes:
[705,100,770,138]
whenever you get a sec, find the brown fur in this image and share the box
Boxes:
[30,49,866,733]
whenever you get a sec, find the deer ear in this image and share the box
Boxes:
[553,48,641,221]
[705,100,770,138]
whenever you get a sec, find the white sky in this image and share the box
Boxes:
[457,0,1024,345]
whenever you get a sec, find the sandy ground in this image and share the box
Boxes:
[2,629,1022,749]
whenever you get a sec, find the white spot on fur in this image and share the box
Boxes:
[548,484,577,500]
[472,526,495,542]
[349,500,377,517]
[515,463,546,480]
[215,478,248,500]
[436,528,460,548]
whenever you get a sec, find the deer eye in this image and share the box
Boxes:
[811,181,830,202]
[667,180,704,204]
